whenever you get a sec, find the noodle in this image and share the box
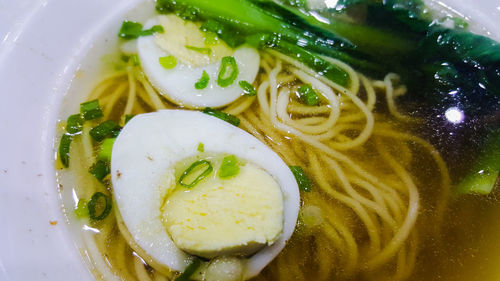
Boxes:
[64,48,451,281]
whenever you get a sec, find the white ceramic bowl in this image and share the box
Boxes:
[0,1,499,280]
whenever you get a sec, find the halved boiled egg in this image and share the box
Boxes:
[137,15,260,109]
[111,110,300,280]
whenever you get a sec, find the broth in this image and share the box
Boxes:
[56,1,500,280]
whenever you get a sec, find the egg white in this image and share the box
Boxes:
[137,17,260,109]
[111,110,300,279]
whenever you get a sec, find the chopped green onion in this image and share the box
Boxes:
[204,31,218,45]
[297,84,320,106]
[239,80,256,96]
[194,70,210,89]
[289,166,311,192]
[131,54,141,66]
[140,25,164,36]
[125,114,135,124]
[90,120,121,142]
[159,55,177,69]
[185,45,212,55]
[197,142,205,152]
[219,155,240,178]
[175,257,202,281]
[80,99,103,121]
[118,21,164,39]
[74,199,89,218]
[98,138,116,162]
[217,56,239,87]
[202,107,240,127]
[178,160,213,188]
[119,21,143,39]
[66,114,83,134]
[89,160,110,182]
[59,134,73,168]
[88,192,112,221]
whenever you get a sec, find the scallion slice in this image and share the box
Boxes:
[66,114,83,134]
[289,166,311,192]
[297,84,320,106]
[98,138,116,162]
[80,99,103,121]
[89,160,110,182]
[194,70,210,89]
[88,192,112,221]
[178,160,213,188]
[59,134,73,168]
[124,114,135,124]
[239,80,256,96]
[219,155,240,178]
[174,258,202,281]
[74,199,89,218]
[185,45,212,55]
[197,142,205,152]
[90,120,122,142]
[118,21,164,39]
[159,55,177,69]
[202,107,240,127]
[217,56,238,87]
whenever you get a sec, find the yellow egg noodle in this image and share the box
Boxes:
[67,51,450,281]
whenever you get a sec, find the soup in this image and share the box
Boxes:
[55,0,500,280]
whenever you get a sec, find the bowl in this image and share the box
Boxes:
[0,0,499,280]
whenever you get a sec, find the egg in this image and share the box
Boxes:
[137,15,260,109]
[111,110,300,280]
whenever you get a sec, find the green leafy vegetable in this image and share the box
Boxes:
[174,257,202,281]
[456,129,500,195]
[88,192,112,221]
[289,166,311,192]
[194,70,210,89]
[219,155,240,178]
[178,160,213,188]
[297,84,319,106]
[197,142,205,152]
[80,99,103,121]
[89,160,110,182]
[239,80,256,96]
[217,56,238,87]
[159,55,177,69]
[202,107,240,126]
[66,114,83,134]
[98,138,116,162]
[118,21,164,39]
[59,134,73,168]
[74,199,89,218]
[185,45,212,55]
[89,120,121,142]
[124,114,135,124]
